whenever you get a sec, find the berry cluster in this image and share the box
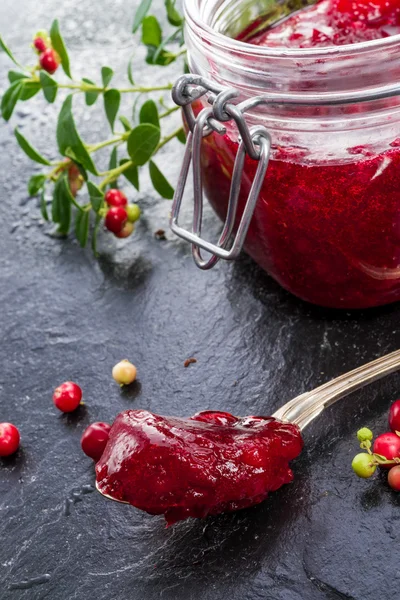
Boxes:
[104,190,141,239]
[1,19,182,253]
[0,359,137,461]
[33,31,60,75]
[352,399,400,491]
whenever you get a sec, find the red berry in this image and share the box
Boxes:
[0,423,20,457]
[388,465,400,491]
[115,221,134,239]
[389,399,400,433]
[33,37,47,53]
[105,207,127,234]
[105,189,128,207]
[53,381,82,413]
[39,48,60,74]
[81,422,111,461]
[68,163,81,181]
[67,164,83,198]
[373,432,400,468]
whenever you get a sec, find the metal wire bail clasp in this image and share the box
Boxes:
[170,74,271,270]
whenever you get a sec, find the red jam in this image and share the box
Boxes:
[200,0,400,308]
[95,409,303,525]
[249,0,400,47]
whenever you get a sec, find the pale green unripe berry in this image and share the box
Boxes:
[126,204,141,223]
[352,453,376,478]
[357,428,373,442]
[112,360,137,386]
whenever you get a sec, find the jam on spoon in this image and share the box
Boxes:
[95,409,303,525]
[96,350,400,523]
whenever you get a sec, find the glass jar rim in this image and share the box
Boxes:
[185,0,400,58]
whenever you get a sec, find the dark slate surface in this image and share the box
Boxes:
[1,2,400,598]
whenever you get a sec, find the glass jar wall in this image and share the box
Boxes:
[183,0,400,308]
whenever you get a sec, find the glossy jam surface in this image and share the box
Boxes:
[202,136,400,308]
[250,0,400,47]
[96,409,303,525]
[200,0,400,308]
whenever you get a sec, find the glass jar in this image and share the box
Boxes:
[174,0,400,309]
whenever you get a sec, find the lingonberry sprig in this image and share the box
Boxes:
[352,399,400,490]
[0,0,186,253]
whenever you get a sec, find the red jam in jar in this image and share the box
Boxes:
[248,0,400,47]
[190,0,400,308]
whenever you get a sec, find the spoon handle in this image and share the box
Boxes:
[272,349,400,430]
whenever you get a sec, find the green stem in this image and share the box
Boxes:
[87,135,126,153]
[174,48,187,58]
[57,82,173,94]
[46,161,67,181]
[97,126,183,188]
[118,84,173,93]
[99,160,134,190]
[155,127,184,152]
[159,105,180,119]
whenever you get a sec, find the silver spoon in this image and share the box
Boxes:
[96,349,400,503]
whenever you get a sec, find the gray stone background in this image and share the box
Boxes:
[1,1,400,598]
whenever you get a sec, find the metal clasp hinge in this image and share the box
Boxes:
[170,74,271,270]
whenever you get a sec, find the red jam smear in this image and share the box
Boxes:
[200,0,400,308]
[95,409,303,525]
[250,0,400,47]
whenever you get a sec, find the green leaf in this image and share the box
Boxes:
[109,146,118,189]
[152,27,182,65]
[82,78,99,106]
[109,146,118,170]
[119,116,131,132]
[40,187,49,221]
[1,82,22,120]
[139,99,159,128]
[120,159,139,190]
[64,150,88,181]
[40,71,58,103]
[101,66,114,88]
[152,31,175,64]
[14,128,51,165]
[127,55,135,85]
[141,16,162,47]
[149,160,174,199]
[56,95,97,174]
[103,89,121,131]
[165,0,183,26]
[0,36,21,67]
[8,71,29,84]
[132,94,143,124]
[87,181,104,213]
[52,176,72,234]
[177,128,186,144]
[127,124,160,166]
[19,81,41,101]
[145,46,176,66]
[92,213,102,256]
[132,0,153,33]
[28,174,46,197]
[373,453,388,462]
[75,210,90,248]
[50,20,71,78]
